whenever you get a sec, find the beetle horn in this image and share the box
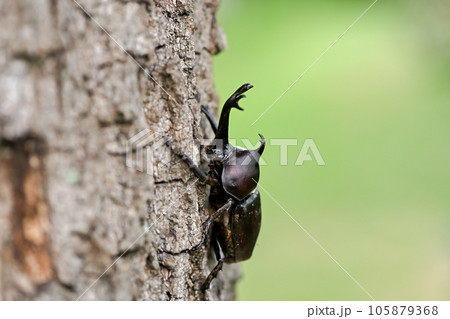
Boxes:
[249,133,265,162]
[256,133,265,156]
[215,83,254,147]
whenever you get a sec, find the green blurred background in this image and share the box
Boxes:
[213,0,450,300]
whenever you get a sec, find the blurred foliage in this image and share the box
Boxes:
[213,0,450,300]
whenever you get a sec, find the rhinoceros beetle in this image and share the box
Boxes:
[168,83,265,291]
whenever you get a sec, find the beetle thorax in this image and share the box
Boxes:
[220,146,261,201]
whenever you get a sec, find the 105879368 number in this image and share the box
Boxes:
[368,305,439,316]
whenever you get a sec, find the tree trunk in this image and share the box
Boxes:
[0,0,240,301]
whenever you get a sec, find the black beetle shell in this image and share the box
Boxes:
[213,189,261,263]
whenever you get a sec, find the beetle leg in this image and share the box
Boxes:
[179,152,215,185]
[166,141,217,185]
[201,238,225,291]
[192,198,233,251]
[201,106,218,134]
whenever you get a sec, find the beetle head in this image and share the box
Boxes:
[204,142,231,162]
[221,134,265,200]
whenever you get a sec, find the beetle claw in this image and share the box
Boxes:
[200,282,210,291]
[191,234,206,251]
[165,139,179,155]
[165,139,185,159]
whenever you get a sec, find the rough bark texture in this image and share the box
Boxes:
[0,0,240,300]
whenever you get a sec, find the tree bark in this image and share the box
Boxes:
[0,0,240,301]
